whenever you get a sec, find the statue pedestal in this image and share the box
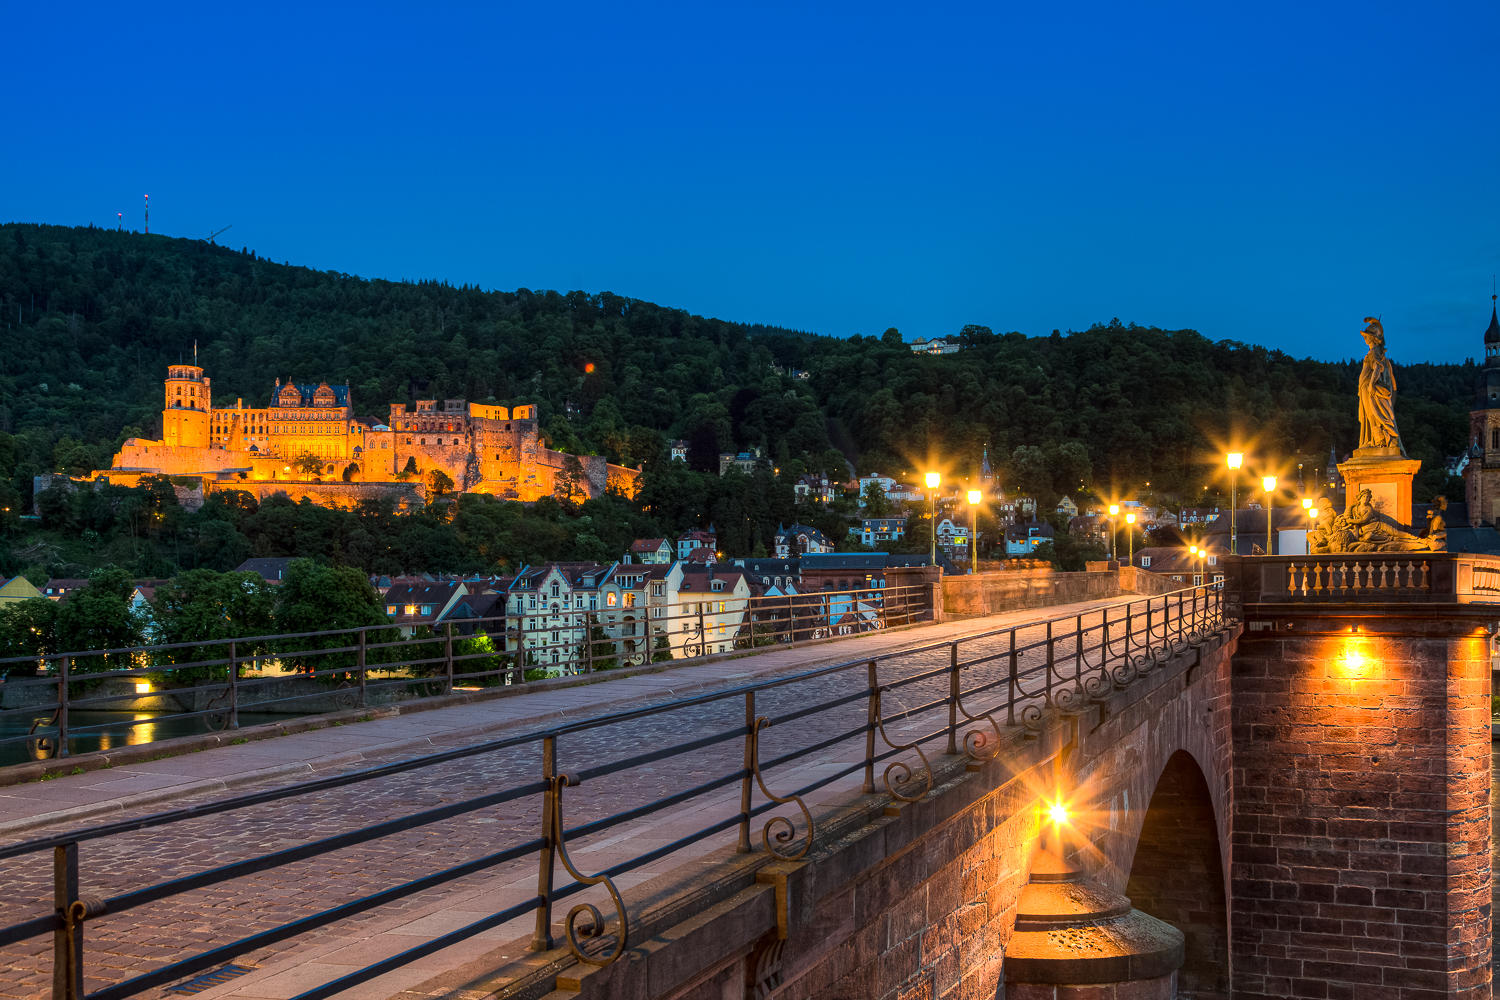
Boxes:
[1338,449,1422,528]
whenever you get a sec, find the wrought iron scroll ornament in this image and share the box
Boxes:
[870,691,934,802]
[552,773,629,966]
[750,717,815,860]
[952,685,1003,760]
[27,716,58,760]
[205,686,233,732]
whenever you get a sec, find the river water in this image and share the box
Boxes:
[0,709,307,767]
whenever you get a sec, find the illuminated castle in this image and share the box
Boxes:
[108,365,638,505]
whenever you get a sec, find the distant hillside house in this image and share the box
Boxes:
[1055,496,1079,517]
[1004,521,1054,555]
[0,575,41,604]
[775,523,834,558]
[853,516,907,547]
[719,448,765,475]
[909,337,960,355]
[677,528,717,560]
[627,538,673,564]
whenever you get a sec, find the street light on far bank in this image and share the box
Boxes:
[1262,475,1277,555]
[926,472,941,566]
[1108,503,1120,562]
[1125,511,1136,564]
[967,489,982,575]
[1227,453,1243,555]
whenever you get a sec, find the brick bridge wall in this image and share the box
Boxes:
[1228,609,1492,999]
[419,625,1242,1000]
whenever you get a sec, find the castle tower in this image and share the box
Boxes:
[1464,295,1500,525]
[163,364,211,449]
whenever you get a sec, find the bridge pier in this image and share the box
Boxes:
[1224,555,1494,1000]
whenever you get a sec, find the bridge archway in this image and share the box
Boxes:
[1126,748,1229,999]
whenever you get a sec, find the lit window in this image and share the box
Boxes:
[404,604,417,615]
[607,592,617,607]
[386,605,396,615]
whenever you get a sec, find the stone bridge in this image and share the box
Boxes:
[0,557,1491,1000]
[476,552,1489,1000]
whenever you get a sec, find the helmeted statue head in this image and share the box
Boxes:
[1362,317,1385,352]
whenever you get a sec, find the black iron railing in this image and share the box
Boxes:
[0,582,931,762]
[0,584,1224,1000]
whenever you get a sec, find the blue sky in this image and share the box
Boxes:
[3,2,1498,363]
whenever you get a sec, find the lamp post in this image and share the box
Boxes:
[925,472,941,566]
[967,489,981,575]
[1125,511,1136,564]
[1227,453,1243,554]
[1110,500,1122,563]
[1262,475,1277,555]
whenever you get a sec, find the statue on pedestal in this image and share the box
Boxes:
[1305,318,1446,553]
[1357,318,1406,456]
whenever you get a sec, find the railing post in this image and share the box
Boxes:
[739,690,755,852]
[516,618,527,684]
[698,604,706,657]
[1101,607,1110,676]
[1007,629,1017,726]
[864,660,878,792]
[1045,622,1054,706]
[227,640,239,729]
[532,735,558,952]
[53,843,80,1000]
[786,593,794,647]
[444,622,454,694]
[585,615,594,674]
[946,642,959,755]
[357,629,367,706]
[56,656,69,759]
[1074,614,1084,691]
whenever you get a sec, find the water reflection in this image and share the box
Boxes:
[0,710,307,767]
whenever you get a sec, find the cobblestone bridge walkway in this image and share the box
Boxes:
[0,593,1196,1000]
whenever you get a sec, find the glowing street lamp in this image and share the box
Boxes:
[1125,511,1136,564]
[1262,475,1278,555]
[925,472,941,565]
[967,490,982,574]
[1108,503,1120,561]
[1227,453,1243,554]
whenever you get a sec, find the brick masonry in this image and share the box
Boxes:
[1229,614,1493,1000]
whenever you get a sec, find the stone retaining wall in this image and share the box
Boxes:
[942,568,1119,616]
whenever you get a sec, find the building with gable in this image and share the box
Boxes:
[774,523,834,558]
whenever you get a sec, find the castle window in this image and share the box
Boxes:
[1492,428,1498,450]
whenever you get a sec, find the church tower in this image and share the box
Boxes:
[163,364,211,449]
[1463,295,1500,525]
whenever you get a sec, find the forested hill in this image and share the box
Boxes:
[0,222,1478,507]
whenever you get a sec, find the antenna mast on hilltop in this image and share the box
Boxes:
[116,213,122,231]
[144,194,149,234]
